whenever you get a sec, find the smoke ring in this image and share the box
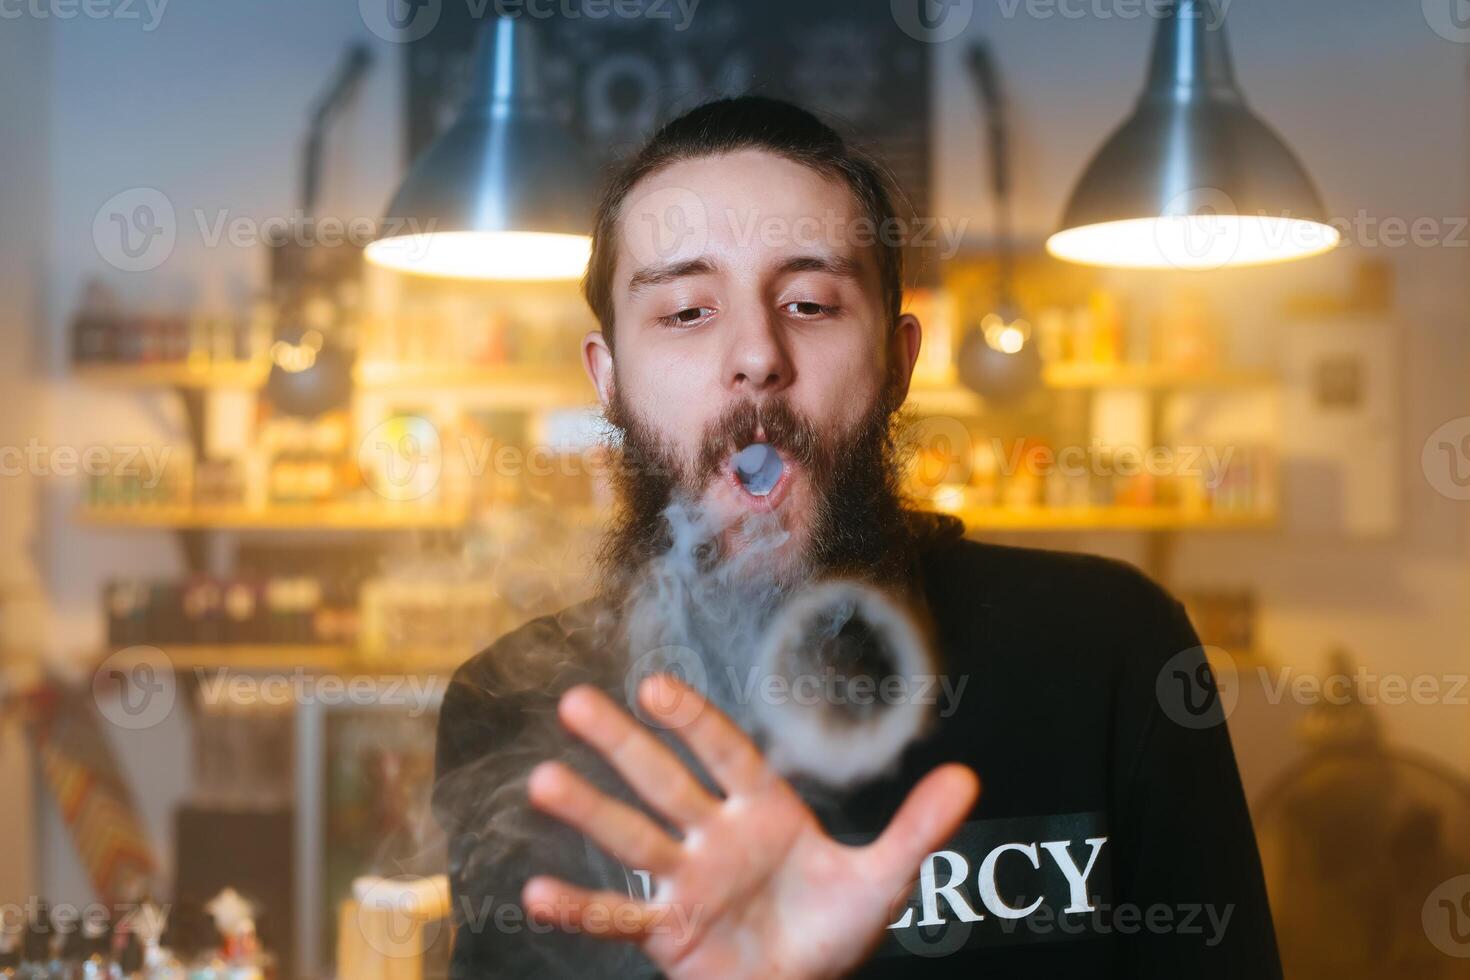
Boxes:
[751,580,934,787]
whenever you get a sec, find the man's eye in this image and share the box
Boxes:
[655,307,713,328]
[783,301,838,318]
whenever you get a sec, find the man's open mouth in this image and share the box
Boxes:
[733,442,785,498]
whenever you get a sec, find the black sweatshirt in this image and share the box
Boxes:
[433,514,1283,979]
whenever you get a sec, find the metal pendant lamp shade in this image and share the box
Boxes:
[1046,0,1339,270]
[365,16,595,280]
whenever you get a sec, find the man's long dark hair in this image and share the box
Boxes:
[580,95,911,350]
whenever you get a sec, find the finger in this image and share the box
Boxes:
[638,674,767,795]
[559,684,718,827]
[867,764,980,884]
[527,760,682,874]
[522,876,664,943]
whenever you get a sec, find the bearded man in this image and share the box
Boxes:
[432,95,1282,979]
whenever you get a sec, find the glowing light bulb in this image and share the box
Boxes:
[365,230,592,281]
[1047,215,1340,271]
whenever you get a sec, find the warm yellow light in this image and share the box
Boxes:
[1046,215,1340,270]
[981,313,1031,354]
[365,230,592,281]
[995,325,1026,354]
[270,331,322,374]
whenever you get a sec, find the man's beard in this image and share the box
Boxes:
[593,380,927,742]
[596,381,915,601]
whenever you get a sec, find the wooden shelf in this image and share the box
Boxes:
[934,503,1279,532]
[1205,648,1268,675]
[75,361,1272,410]
[355,363,594,410]
[1040,362,1277,390]
[77,501,470,530]
[905,383,984,415]
[78,496,1273,535]
[907,363,1277,414]
[98,643,467,677]
[355,361,584,386]
[0,653,43,695]
[73,361,596,408]
[73,361,270,388]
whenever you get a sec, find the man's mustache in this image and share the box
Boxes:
[693,397,823,485]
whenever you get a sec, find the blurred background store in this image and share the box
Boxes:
[1,1,1468,977]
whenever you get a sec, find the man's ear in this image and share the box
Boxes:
[583,330,615,407]
[889,312,923,402]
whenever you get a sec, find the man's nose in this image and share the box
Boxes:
[722,309,793,393]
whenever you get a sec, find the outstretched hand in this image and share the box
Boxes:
[522,674,980,980]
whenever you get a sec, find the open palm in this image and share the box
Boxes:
[522,674,980,979]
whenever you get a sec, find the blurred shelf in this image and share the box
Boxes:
[75,361,1270,410]
[73,361,270,388]
[98,643,467,677]
[72,361,596,408]
[77,501,470,530]
[935,503,1279,532]
[77,500,1274,533]
[355,361,579,385]
[905,382,983,415]
[0,652,42,695]
[1041,363,1277,389]
[907,363,1277,414]
[1205,648,1269,675]
[355,362,594,407]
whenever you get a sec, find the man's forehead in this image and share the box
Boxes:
[614,150,878,288]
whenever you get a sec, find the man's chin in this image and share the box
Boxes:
[699,476,814,583]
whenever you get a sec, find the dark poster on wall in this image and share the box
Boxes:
[402,0,934,276]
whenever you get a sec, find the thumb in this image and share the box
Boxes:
[866,764,980,885]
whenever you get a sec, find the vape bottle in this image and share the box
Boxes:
[18,901,49,980]
[159,904,215,980]
[49,905,85,980]
[114,933,142,980]
[129,901,182,980]
[76,918,112,980]
[201,892,261,980]
[0,926,20,978]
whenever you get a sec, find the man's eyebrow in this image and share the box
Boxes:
[626,257,717,296]
[775,253,864,280]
